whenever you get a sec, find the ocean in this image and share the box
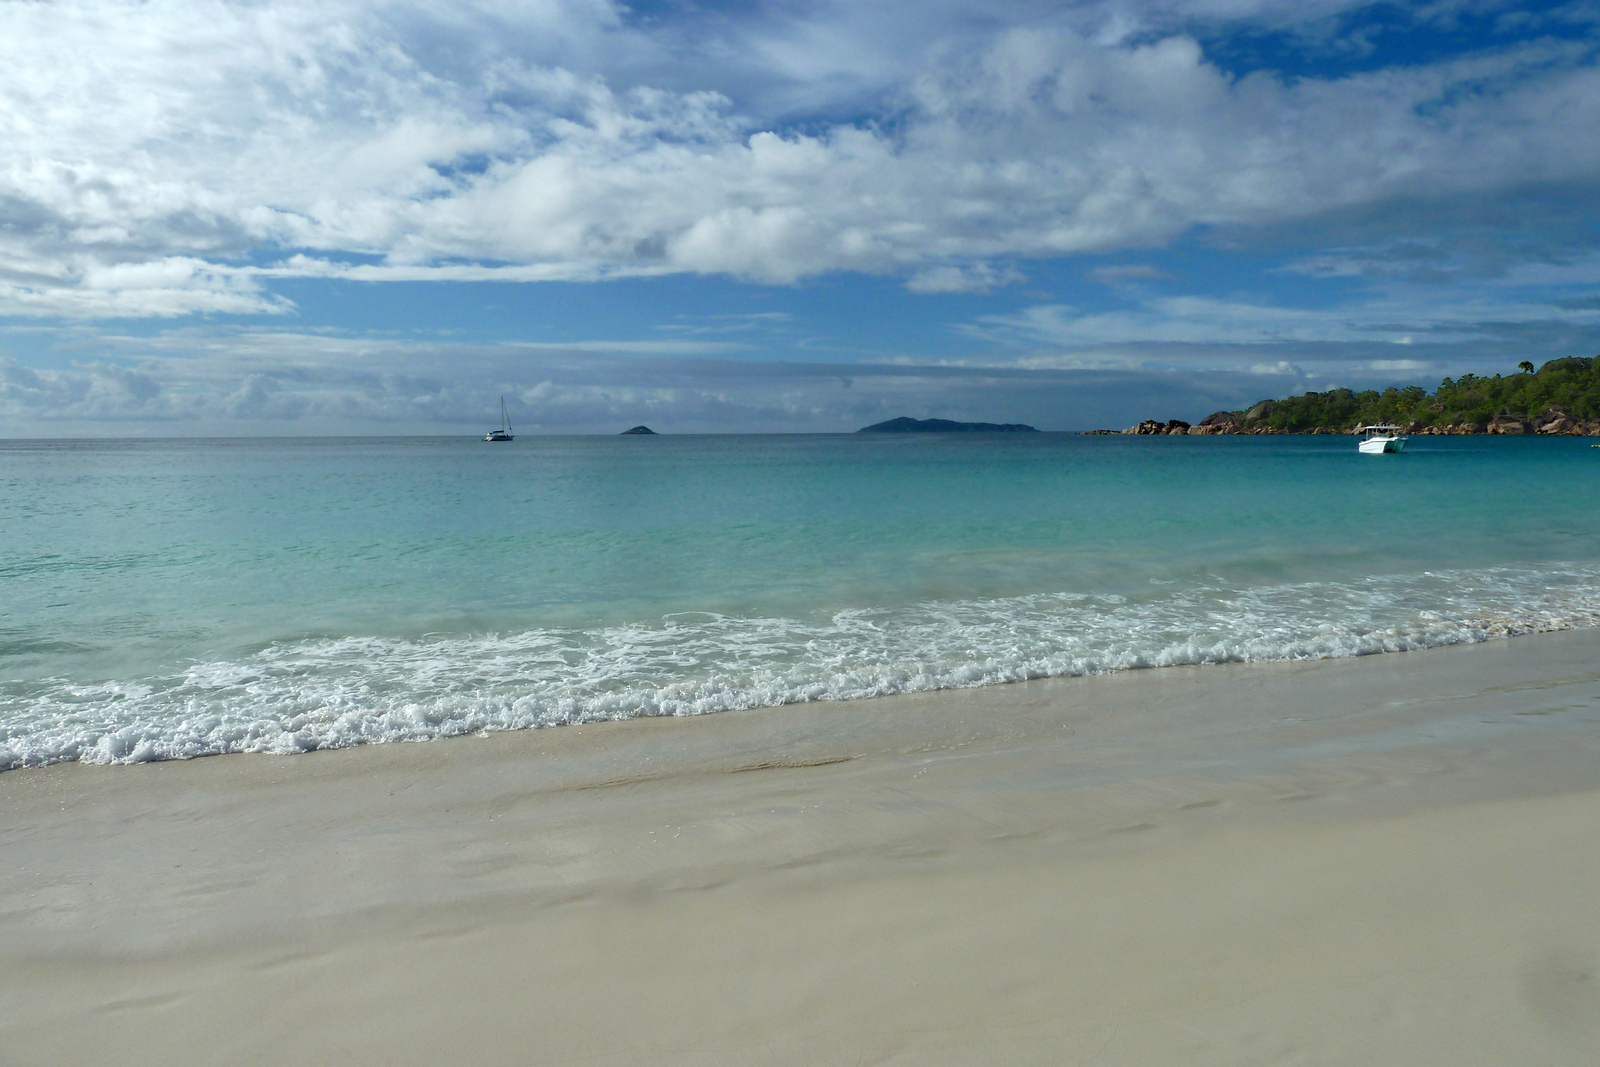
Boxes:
[3,432,1598,769]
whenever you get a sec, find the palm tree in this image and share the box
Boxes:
[1517,360,1535,374]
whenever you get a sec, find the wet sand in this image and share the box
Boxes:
[3,629,1599,1065]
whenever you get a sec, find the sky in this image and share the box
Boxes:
[3,0,1600,435]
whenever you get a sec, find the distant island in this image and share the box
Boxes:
[620,425,656,435]
[858,417,1038,433]
[1107,356,1600,436]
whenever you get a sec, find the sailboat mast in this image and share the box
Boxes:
[485,394,515,441]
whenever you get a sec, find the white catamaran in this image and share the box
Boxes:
[485,396,514,442]
[1357,424,1407,454]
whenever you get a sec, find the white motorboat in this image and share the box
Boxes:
[485,396,514,442]
[1357,424,1406,454]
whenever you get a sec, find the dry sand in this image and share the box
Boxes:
[3,630,1599,1065]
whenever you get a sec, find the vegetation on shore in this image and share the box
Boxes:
[1247,356,1599,432]
[1117,356,1600,435]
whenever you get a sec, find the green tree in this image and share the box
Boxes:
[1238,356,1598,430]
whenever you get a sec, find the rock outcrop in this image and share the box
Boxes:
[1487,414,1531,435]
[1244,400,1274,422]
[1187,411,1242,435]
[1124,418,1193,435]
[620,425,657,434]
[1105,402,1600,437]
[1536,406,1578,434]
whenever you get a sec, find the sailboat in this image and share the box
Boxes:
[484,396,514,442]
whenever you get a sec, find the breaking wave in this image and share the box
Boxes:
[4,564,1599,770]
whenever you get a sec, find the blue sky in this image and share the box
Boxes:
[3,0,1599,434]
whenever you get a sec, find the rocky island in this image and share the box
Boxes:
[620,425,657,434]
[858,417,1038,433]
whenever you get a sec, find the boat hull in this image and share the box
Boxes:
[1358,437,1404,454]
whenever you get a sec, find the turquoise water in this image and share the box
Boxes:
[3,433,1599,767]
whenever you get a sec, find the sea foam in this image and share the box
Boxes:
[4,563,1599,770]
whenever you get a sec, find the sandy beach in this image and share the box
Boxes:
[3,630,1599,1065]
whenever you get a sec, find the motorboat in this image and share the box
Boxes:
[485,396,514,442]
[1357,424,1406,454]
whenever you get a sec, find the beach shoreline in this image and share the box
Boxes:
[4,629,1599,1064]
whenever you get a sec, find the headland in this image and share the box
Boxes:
[1101,355,1600,436]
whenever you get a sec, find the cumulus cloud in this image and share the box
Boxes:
[10,297,1597,436]
[967,256,1600,348]
[1,357,169,421]
[4,0,1600,316]
[0,329,1330,433]
[0,257,290,318]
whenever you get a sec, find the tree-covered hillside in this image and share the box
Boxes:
[1245,357,1599,432]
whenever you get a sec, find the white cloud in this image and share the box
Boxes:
[7,301,1597,436]
[905,262,1024,293]
[1,1,1599,317]
[0,257,289,318]
[2,357,171,421]
[0,328,1307,433]
[966,257,1600,349]
[1089,264,1173,285]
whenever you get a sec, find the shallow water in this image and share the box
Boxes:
[3,432,1598,767]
